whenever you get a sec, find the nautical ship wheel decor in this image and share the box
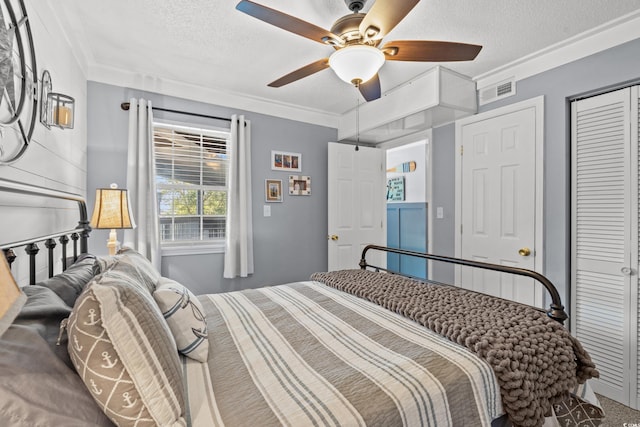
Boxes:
[0,0,37,165]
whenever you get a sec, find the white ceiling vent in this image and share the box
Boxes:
[478,78,516,105]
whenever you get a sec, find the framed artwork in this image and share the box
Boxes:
[271,150,301,172]
[289,175,311,196]
[265,179,283,202]
[387,176,405,201]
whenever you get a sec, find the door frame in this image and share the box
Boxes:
[632,86,640,409]
[454,96,545,282]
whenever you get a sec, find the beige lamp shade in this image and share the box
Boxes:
[0,254,26,337]
[90,186,136,229]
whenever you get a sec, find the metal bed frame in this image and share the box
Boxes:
[359,244,569,324]
[0,178,91,285]
[0,177,568,325]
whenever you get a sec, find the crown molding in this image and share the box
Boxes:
[87,65,340,129]
[475,10,640,90]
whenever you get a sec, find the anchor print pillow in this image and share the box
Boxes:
[153,277,208,362]
[67,259,185,427]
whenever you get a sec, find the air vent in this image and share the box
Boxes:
[478,78,516,105]
[496,81,512,96]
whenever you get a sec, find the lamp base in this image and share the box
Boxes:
[107,229,120,256]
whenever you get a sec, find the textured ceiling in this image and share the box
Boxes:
[53,0,640,116]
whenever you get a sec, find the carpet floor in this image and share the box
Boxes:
[598,393,640,426]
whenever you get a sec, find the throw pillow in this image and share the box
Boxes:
[153,277,208,362]
[95,247,160,293]
[67,260,185,426]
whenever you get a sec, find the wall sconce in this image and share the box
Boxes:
[90,183,136,255]
[40,70,75,129]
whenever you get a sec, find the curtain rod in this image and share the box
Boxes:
[120,102,233,123]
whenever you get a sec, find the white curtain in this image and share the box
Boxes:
[224,115,254,278]
[123,98,161,271]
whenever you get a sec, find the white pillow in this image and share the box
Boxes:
[153,278,208,362]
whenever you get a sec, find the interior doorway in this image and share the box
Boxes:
[382,134,432,279]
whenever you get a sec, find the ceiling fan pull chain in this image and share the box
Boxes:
[355,90,360,151]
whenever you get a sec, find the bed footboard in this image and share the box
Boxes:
[359,244,568,324]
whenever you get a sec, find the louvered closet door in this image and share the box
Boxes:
[571,86,638,407]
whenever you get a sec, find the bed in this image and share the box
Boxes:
[0,178,603,427]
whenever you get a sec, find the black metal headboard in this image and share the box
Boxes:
[359,244,568,325]
[0,178,91,285]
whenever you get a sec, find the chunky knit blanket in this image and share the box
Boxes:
[310,270,599,427]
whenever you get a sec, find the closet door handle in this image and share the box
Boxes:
[621,267,633,276]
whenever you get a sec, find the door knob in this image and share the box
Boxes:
[621,267,633,276]
[328,234,339,241]
[518,247,531,256]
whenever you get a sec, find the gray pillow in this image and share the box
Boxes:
[94,247,160,293]
[14,286,73,368]
[36,254,97,307]
[1,287,114,426]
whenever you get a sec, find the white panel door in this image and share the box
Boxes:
[327,143,385,271]
[571,87,636,406]
[456,99,543,307]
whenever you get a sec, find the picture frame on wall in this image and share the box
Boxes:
[387,176,405,201]
[289,175,311,195]
[271,150,301,172]
[265,179,283,202]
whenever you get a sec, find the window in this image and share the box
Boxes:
[153,122,230,249]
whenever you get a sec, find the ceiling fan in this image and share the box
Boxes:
[236,0,482,102]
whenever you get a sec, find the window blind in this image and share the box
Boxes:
[153,123,230,244]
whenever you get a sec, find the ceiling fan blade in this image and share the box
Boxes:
[382,40,482,62]
[236,0,338,45]
[358,74,381,102]
[268,58,330,87]
[359,0,419,41]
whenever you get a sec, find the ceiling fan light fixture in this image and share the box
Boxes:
[329,45,384,85]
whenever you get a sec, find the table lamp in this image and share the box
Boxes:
[90,183,136,255]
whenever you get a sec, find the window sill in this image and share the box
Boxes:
[161,242,225,257]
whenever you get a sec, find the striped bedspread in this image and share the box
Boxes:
[182,281,504,426]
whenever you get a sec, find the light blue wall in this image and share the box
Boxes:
[87,82,337,294]
[431,38,640,308]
